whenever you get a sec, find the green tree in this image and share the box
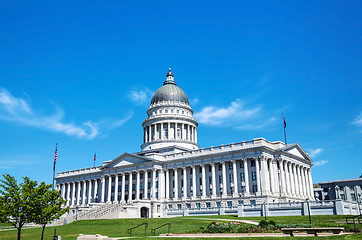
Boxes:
[0,174,38,240]
[33,182,68,240]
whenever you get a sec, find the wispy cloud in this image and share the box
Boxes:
[128,88,153,105]
[0,88,131,139]
[313,160,328,167]
[352,112,362,127]
[194,99,277,130]
[308,148,324,158]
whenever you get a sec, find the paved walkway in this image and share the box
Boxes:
[155,232,353,238]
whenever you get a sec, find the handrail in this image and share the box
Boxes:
[151,223,171,236]
[127,222,148,237]
[346,214,362,232]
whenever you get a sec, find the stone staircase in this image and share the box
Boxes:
[50,202,124,226]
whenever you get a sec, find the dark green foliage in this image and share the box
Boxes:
[202,221,279,233]
[0,174,68,240]
[0,174,38,240]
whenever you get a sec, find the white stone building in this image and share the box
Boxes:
[56,69,314,219]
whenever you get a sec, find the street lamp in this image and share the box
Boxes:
[75,205,79,221]
[358,193,361,215]
[306,198,311,225]
[264,201,267,220]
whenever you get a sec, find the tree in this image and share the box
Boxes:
[0,174,38,240]
[33,182,68,240]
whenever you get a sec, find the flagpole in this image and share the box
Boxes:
[283,113,287,144]
[94,153,96,168]
[53,143,57,189]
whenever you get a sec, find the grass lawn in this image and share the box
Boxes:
[0,215,361,240]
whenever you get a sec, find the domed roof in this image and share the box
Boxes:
[150,69,189,105]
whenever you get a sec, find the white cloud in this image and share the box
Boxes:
[194,99,261,126]
[352,112,362,126]
[308,148,324,158]
[313,160,328,167]
[0,88,131,139]
[128,88,153,105]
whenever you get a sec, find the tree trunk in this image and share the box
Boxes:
[17,227,22,240]
[41,225,46,240]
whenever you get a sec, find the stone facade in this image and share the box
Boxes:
[56,69,314,218]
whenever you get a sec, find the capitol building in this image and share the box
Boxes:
[56,69,314,219]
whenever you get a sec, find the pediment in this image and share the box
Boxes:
[280,144,311,161]
[102,153,153,169]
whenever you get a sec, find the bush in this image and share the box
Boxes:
[202,221,279,234]
[259,220,268,228]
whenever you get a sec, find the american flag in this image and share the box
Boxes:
[283,114,287,129]
[54,143,58,163]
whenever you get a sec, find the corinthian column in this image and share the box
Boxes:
[201,165,206,198]
[144,171,148,199]
[244,159,250,194]
[211,163,216,197]
[114,174,119,203]
[183,167,187,199]
[192,166,196,197]
[232,160,238,196]
[165,169,169,199]
[174,168,178,199]
[222,162,227,196]
[107,175,112,203]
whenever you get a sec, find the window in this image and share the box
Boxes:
[251,160,256,167]
[229,162,233,169]
[172,181,175,187]
[209,176,212,184]
[252,185,257,193]
[250,200,256,205]
[206,202,211,208]
[240,161,244,168]
[218,164,222,171]
[156,171,159,177]
[199,167,202,173]
[140,173,144,179]
[200,178,202,185]
[227,201,232,207]
[157,205,160,212]
[216,202,221,207]
[177,110,179,113]
[240,173,245,181]
[132,184,135,190]
[148,182,151,189]
[190,179,193,186]
[156,192,158,198]
[165,128,168,138]
[186,203,191,208]
[196,203,201,209]
[238,200,244,205]
[177,204,182,209]
[351,193,356,201]
[156,181,159,188]
[241,186,246,193]
[165,110,168,113]
[209,165,212,172]
[171,109,174,113]
[251,172,257,180]
[229,174,233,182]
[125,175,129,181]
[132,174,136,180]
[219,175,223,183]
[177,128,181,137]
[168,204,173,209]
[181,179,184,187]
[182,111,184,114]
[125,185,129,191]
[140,183,144,190]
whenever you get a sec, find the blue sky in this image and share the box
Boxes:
[0,1,361,185]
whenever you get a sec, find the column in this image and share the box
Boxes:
[195,126,197,143]
[62,184,66,200]
[183,167,187,199]
[174,168,178,199]
[168,122,170,140]
[88,180,92,204]
[121,174,125,202]
[289,163,295,195]
[148,125,151,142]
[114,174,119,202]
[129,173,133,201]
[144,128,147,143]
[165,169,170,199]
[269,160,275,193]
[211,163,216,197]
[82,181,87,205]
[160,123,164,140]
[76,182,81,205]
[136,171,140,200]
[151,169,156,200]
[260,158,269,194]
[255,158,261,194]
[66,183,71,206]
[292,164,299,196]
[308,169,314,198]
[144,171,148,200]
[201,165,206,197]
[284,161,290,194]
[297,165,302,196]
[222,162,227,196]
[232,160,238,195]
[192,166,196,198]
[302,168,308,197]
[159,170,165,199]
[101,176,105,202]
[244,159,250,194]
[107,175,112,203]
[94,179,98,203]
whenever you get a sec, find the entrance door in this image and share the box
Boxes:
[140,207,149,218]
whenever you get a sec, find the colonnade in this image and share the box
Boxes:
[144,122,197,143]
[57,158,314,207]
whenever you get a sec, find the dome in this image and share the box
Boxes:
[150,69,189,105]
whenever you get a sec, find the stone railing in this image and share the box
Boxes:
[57,166,101,177]
[164,138,285,160]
